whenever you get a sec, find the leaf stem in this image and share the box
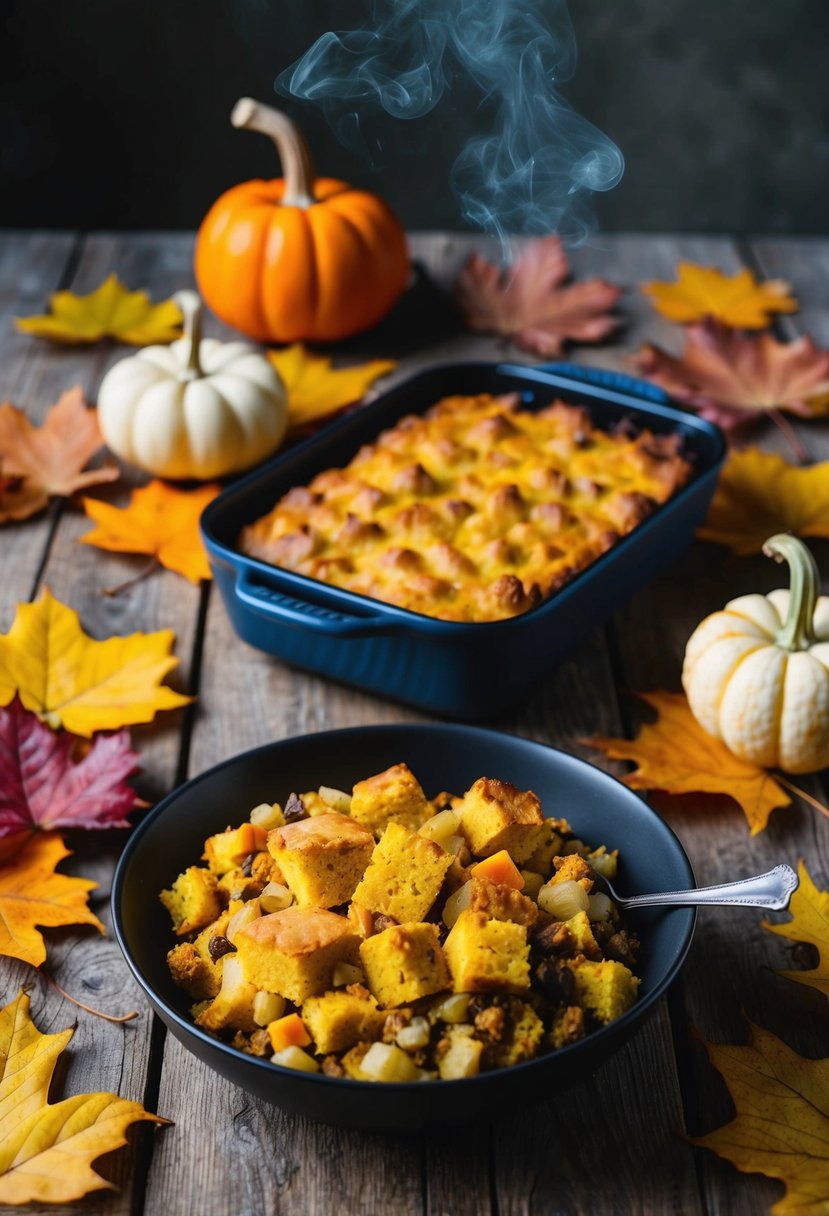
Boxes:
[776,775,829,824]
[103,557,159,598]
[768,409,811,464]
[39,968,139,1024]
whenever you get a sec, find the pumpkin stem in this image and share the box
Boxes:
[231,97,316,209]
[173,290,204,379]
[763,533,819,651]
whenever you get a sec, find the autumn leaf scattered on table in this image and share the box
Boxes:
[587,691,791,835]
[693,1021,829,1214]
[633,322,829,433]
[642,262,798,329]
[0,990,165,1204]
[763,860,829,1001]
[80,480,220,585]
[15,274,182,346]
[0,832,103,968]
[454,236,622,358]
[0,697,139,837]
[697,448,829,556]
[0,388,119,523]
[268,344,397,430]
[0,588,191,737]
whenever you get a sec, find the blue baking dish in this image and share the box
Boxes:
[201,361,726,718]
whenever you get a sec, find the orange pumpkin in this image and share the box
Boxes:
[195,98,410,344]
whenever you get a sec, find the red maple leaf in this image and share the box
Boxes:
[0,697,141,836]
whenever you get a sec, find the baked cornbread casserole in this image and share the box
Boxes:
[240,393,691,622]
[161,764,640,1082]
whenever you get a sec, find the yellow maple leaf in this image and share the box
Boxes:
[694,1021,829,1214]
[697,448,829,557]
[587,691,791,835]
[0,833,103,968]
[763,860,829,1000]
[0,588,191,736]
[642,262,798,328]
[80,481,220,585]
[0,990,165,1204]
[15,275,182,346]
[268,344,396,429]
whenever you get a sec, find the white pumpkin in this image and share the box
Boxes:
[682,533,829,774]
[98,290,287,479]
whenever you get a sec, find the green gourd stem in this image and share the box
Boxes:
[763,533,819,651]
[173,290,203,379]
[231,97,316,209]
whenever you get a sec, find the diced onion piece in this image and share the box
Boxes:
[253,991,286,1027]
[443,881,473,929]
[226,900,261,943]
[396,1016,431,1052]
[217,956,247,999]
[250,802,284,831]
[587,892,616,922]
[588,848,618,879]
[437,1035,483,1080]
[360,1042,420,1082]
[333,962,365,987]
[431,994,471,1024]
[562,838,587,856]
[538,878,589,919]
[272,1046,319,1073]
[521,871,545,899]
[318,786,352,813]
[259,882,293,913]
[443,835,467,857]
[418,809,461,848]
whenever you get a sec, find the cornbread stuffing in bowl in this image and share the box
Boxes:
[160,763,641,1082]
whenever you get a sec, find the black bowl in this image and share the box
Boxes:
[112,723,695,1131]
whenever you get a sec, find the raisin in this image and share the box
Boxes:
[240,852,256,878]
[373,913,397,933]
[207,934,237,962]
[283,792,308,823]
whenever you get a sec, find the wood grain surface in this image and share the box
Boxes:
[1,229,826,1216]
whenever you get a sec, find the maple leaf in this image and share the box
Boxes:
[268,345,397,430]
[0,990,165,1204]
[0,588,191,737]
[0,697,139,837]
[15,274,182,346]
[633,322,829,432]
[693,1020,829,1214]
[0,833,103,967]
[0,388,119,523]
[697,448,829,556]
[587,691,790,835]
[80,480,220,585]
[454,236,622,357]
[642,262,798,329]
[763,860,829,1001]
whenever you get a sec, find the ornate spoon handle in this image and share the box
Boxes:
[609,864,799,912]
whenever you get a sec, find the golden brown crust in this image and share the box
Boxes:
[237,906,355,958]
[268,812,373,855]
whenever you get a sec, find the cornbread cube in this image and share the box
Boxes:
[167,909,232,999]
[359,923,451,1008]
[549,1005,586,1049]
[570,958,639,1024]
[160,866,222,936]
[350,764,431,833]
[564,911,602,960]
[268,812,374,908]
[203,823,268,875]
[468,876,539,928]
[443,910,530,993]
[458,778,545,863]
[352,822,453,923]
[551,854,594,892]
[437,1026,484,1079]
[234,906,359,1004]
[525,818,570,874]
[195,956,259,1034]
[487,1001,544,1068]
[302,990,387,1053]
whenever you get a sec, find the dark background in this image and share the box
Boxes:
[4,0,829,235]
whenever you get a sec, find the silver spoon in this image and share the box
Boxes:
[594,863,799,912]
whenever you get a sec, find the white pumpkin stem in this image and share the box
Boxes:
[173,290,204,379]
[763,533,819,651]
[231,97,316,209]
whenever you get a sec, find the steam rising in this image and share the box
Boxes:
[277,0,623,244]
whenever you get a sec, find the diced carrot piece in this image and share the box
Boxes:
[267,1013,311,1053]
[235,822,267,856]
[470,850,525,890]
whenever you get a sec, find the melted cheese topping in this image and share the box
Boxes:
[241,394,691,622]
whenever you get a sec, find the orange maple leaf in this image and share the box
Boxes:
[455,236,622,357]
[0,388,119,523]
[633,323,829,433]
[587,690,791,834]
[80,481,220,585]
[0,832,103,967]
[642,262,798,328]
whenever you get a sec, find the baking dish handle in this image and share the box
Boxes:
[236,570,402,638]
[536,362,670,404]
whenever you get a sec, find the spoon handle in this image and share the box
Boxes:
[617,864,799,912]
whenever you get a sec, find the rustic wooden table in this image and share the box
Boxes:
[2,230,828,1216]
